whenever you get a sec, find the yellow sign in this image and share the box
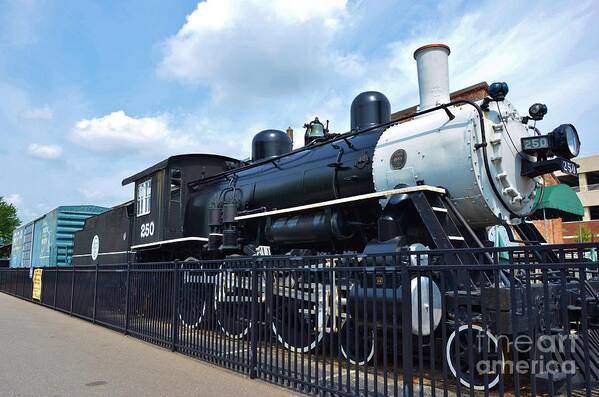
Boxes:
[32,268,43,301]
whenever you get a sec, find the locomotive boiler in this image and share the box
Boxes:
[71,43,585,390]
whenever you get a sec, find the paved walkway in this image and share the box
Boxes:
[0,293,297,397]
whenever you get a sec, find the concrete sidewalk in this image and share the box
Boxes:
[0,293,296,397]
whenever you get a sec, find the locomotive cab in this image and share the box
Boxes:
[121,154,243,261]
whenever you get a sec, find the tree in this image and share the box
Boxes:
[0,196,20,246]
[576,225,594,243]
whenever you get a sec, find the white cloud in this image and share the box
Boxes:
[2,193,35,222]
[21,106,53,121]
[76,172,133,206]
[4,193,23,206]
[357,2,594,101]
[27,143,63,159]
[367,0,599,151]
[70,111,195,154]
[155,0,599,159]
[155,0,599,162]
[158,0,356,101]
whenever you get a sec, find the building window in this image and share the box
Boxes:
[137,179,151,216]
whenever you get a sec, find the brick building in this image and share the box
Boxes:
[556,155,599,222]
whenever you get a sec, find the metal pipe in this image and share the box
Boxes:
[414,44,451,111]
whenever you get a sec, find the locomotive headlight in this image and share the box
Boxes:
[550,124,580,159]
[528,103,547,121]
[520,124,581,178]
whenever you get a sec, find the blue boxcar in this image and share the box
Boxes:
[10,205,108,268]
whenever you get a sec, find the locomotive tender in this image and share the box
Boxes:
[72,44,585,389]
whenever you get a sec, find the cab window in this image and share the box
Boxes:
[137,179,151,216]
[170,168,182,202]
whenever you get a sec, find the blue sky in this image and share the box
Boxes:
[1,0,598,222]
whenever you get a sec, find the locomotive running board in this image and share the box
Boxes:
[234,185,447,221]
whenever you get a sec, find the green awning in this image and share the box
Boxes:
[532,183,584,220]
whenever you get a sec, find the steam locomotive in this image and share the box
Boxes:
[72,44,587,389]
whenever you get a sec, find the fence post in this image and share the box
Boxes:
[170,261,179,352]
[53,266,58,308]
[92,262,99,323]
[69,265,75,314]
[400,248,414,397]
[124,261,131,335]
[250,257,259,379]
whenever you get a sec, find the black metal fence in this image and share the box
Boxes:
[1,244,599,397]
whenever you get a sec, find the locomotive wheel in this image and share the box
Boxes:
[271,271,329,353]
[446,324,505,390]
[214,266,254,339]
[178,257,209,329]
[179,284,208,329]
[339,320,376,366]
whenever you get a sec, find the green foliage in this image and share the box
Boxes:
[577,225,594,243]
[0,196,21,246]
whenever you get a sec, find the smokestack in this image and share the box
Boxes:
[413,44,450,111]
[286,126,293,143]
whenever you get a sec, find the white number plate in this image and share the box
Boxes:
[560,160,578,176]
[522,136,550,151]
[140,221,155,238]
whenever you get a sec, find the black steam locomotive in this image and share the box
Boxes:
[71,44,594,390]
